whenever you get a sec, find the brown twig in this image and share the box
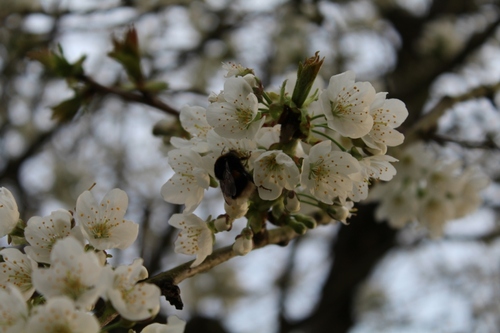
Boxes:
[404,81,500,144]
[79,75,179,116]
[149,226,297,286]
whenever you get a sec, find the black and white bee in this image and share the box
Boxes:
[214,150,255,205]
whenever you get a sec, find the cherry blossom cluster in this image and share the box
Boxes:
[368,143,490,237]
[0,187,185,333]
[162,59,409,267]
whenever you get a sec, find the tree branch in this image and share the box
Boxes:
[79,75,179,116]
[404,80,500,144]
[149,226,297,286]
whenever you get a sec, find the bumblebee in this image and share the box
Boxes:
[214,150,255,205]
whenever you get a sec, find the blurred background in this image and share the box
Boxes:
[1,0,500,332]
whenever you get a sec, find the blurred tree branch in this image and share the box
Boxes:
[79,74,179,116]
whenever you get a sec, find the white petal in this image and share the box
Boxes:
[0,187,20,237]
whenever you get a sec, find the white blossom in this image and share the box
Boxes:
[24,209,75,264]
[170,105,213,153]
[453,168,490,218]
[168,213,213,267]
[370,142,490,237]
[161,148,211,214]
[362,92,408,149]
[25,297,99,333]
[426,161,462,197]
[76,189,138,250]
[0,285,28,333]
[180,105,212,138]
[0,187,19,238]
[32,237,104,310]
[396,143,436,178]
[351,155,399,201]
[101,258,160,321]
[371,182,418,229]
[206,76,263,139]
[0,248,37,300]
[301,141,360,204]
[255,124,281,149]
[320,71,375,138]
[222,62,247,77]
[333,201,354,224]
[418,18,464,58]
[418,195,455,238]
[253,150,301,200]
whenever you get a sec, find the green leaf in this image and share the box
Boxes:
[51,94,83,123]
[28,46,86,78]
[108,27,144,85]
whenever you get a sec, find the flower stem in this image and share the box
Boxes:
[310,114,326,121]
[311,130,347,152]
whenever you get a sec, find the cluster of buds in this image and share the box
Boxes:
[161,53,409,267]
[0,187,185,333]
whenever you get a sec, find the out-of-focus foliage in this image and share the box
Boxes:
[1,0,500,332]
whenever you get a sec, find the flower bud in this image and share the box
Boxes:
[214,215,232,232]
[287,218,307,235]
[326,205,352,225]
[233,228,253,256]
[292,52,324,108]
[224,201,249,220]
[285,191,301,213]
[293,214,317,229]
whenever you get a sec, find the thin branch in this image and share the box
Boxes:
[93,226,300,325]
[80,75,179,116]
[404,80,500,143]
[149,226,298,286]
[431,134,499,150]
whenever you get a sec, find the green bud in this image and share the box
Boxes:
[287,217,307,235]
[291,52,324,108]
[293,214,317,229]
[288,219,307,235]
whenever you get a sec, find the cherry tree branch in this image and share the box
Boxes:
[147,226,298,308]
[79,75,180,116]
[404,80,500,144]
[150,226,297,285]
[431,134,499,150]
